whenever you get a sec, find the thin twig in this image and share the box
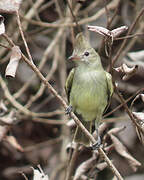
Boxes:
[104,0,110,26]
[104,88,144,118]
[22,0,119,28]
[112,7,144,66]
[16,11,34,64]
[14,27,64,99]
[67,0,81,32]
[98,0,119,53]
[0,75,34,116]
[65,143,79,180]
[23,0,45,31]
[25,45,59,108]
[113,83,143,132]
[0,43,11,49]
[21,173,28,180]
[31,117,66,125]
[24,136,62,152]
[115,33,144,40]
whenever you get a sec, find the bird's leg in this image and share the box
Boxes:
[92,128,101,150]
[65,105,73,115]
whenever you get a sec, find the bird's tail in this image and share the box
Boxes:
[74,117,93,146]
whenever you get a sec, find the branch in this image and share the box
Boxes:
[2,32,123,180]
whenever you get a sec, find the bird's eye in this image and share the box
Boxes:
[84,51,89,56]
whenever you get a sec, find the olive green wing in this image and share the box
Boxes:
[105,71,113,101]
[103,71,113,113]
[65,68,75,102]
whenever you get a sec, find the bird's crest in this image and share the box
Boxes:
[75,33,91,51]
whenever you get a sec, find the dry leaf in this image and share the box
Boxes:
[114,63,138,80]
[110,134,141,171]
[0,15,5,35]
[132,112,144,144]
[111,26,128,37]
[107,126,126,135]
[96,162,108,171]
[88,26,110,37]
[88,25,128,56]
[140,94,144,103]
[0,0,22,13]
[122,64,138,80]
[131,94,144,110]
[5,46,21,78]
[5,135,24,152]
[132,112,144,124]
[73,157,96,180]
[32,165,49,180]
[88,25,128,39]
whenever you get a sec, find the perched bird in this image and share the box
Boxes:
[65,33,113,146]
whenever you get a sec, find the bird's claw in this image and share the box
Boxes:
[65,105,72,115]
[92,136,101,150]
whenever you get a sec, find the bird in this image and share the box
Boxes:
[65,33,113,147]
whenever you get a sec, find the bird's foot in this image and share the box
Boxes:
[65,105,72,115]
[92,135,101,150]
[92,140,101,150]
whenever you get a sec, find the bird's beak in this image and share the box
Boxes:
[68,55,81,61]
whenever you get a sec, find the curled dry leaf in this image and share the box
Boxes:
[32,165,49,180]
[0,0,22,13]
[0,15,5,35]
[132,112,144,144]
[110,134,141,171]
[122,64,138,80]
[87,25,128,39]
[5,135,24,152]
[5,46,21,78]
[111,26,128,37]
[114,63,138,80]
[131,94,144,109]
[88,26,110,37]
[133,112,144,123]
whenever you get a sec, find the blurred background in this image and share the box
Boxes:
[0,0,144,179]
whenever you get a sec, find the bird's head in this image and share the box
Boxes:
[68,33,101,66]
